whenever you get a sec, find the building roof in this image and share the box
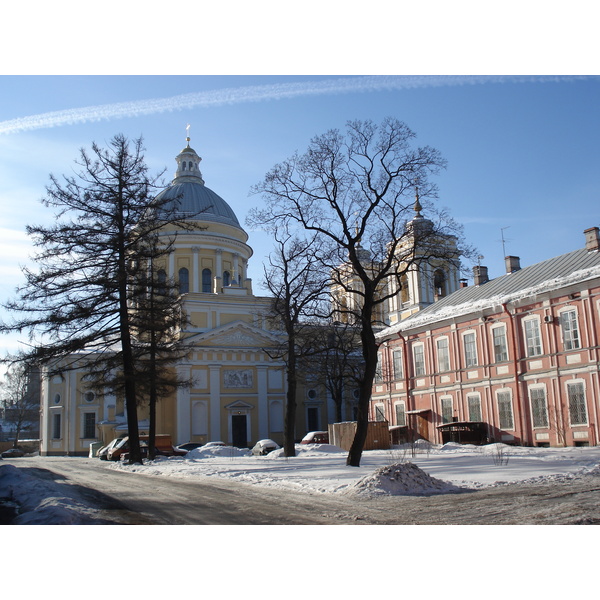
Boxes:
[154,138,244,231]
[380,246,600,337]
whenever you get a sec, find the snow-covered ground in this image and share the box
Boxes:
[2,441,600,525]
[109,440,600,495]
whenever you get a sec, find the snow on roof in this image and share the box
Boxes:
[379,248,600,337]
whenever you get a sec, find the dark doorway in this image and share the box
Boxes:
[307,407,319,432]
[231,414,247,447]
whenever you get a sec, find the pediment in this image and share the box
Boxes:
[187,320,281,349]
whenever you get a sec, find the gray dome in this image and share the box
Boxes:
[155,181,242,228]
[153,138,243,231]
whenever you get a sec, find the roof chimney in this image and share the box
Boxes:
[505,256,521,274]
[473,265,489,286]
[459,278,468,288]
[584,227,600,251]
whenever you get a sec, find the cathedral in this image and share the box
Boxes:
[40,136,357,456]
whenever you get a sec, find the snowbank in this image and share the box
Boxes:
[344,462,464,496]
[0,464,110,524]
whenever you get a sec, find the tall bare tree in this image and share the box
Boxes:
[251,118,467,466]
[0,134,187,464]
[245,219,329,457]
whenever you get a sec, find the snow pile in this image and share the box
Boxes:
[344,461,464,497]
[0,464,109,524]
[186,445,251,459]
[267,444,346,458]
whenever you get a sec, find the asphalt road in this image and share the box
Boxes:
[9,456,600,525]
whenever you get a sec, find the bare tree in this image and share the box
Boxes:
[0,135,187,464]
[0,359,39,448]
[245,219,329,457]
[251,118,467,466]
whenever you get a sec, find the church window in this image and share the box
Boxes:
[182,161,186,170]
[52,413,61,439]
[179,267,189,294]
[223,270,231,286]
[53,393,61,404]
[83,413,96,439]
[202,268,212,293]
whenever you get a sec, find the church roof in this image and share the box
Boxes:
[154,134,244,231]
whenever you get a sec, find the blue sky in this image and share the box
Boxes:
[0,74,599,354]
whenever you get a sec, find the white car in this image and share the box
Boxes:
[252,439,280,456]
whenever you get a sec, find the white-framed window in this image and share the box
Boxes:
[413,344,425,376]
[395,402,406,427]
[53,393,61,405]
[374,360,383,383]
[393,349,403,379]
[529,386,549,428]
[492,325,509,363]
[440,396,453,424]
[467,393,482,422]
[524,317,542,357]
[436,337,450,372]
[83,412,96,439]
[497,390,514,430]
[560,308,581,350]
[374,404,386,422]
[567,381,588,426]
[178,267,189,294]
[52,413,62,439]
[463,331,478,367]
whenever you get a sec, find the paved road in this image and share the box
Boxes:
[9,457,600,525]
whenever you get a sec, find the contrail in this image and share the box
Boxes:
[0,75,590,135]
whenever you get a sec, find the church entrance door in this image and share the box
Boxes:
[231,414,248,448]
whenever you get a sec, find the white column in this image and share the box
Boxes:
[215,249,223,293]
[257,366,269,439]
[209,365,221,441]
[68,369,78,455]
[233,253,239,284]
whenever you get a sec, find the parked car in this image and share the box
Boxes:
[1,448,25,458]
[203,441,226,448]
[176,442,203,451]
[98,437,125,460]
[252,439,280,456]
[106,434,187,461]
[301,431,329,444]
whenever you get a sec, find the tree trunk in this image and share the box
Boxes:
[283,336,297,457]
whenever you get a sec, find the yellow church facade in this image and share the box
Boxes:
[40,138,353,456]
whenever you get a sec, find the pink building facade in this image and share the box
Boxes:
[371,227,600,448]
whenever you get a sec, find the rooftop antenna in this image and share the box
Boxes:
[500,226,511,257]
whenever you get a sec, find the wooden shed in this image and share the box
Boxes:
[328,421,391,451]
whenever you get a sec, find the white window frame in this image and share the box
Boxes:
[393,349,403,379]
[496,389,514,430]
[529,385,549,428]
[566,380,588,426]
[440,396,453,424]
[374,403,386,422]
[559,308,581,351]
[413,343,426,376]
[436,337,450,372]
[82,411,97,439]
[491,324,509,363]
[523,317,543,357]
[394,401,407,427]
[467,393,482,422]
[462,331,478,367]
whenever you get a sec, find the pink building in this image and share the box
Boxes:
[371,227,600,448]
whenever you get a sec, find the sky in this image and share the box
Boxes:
[1,73,598,356]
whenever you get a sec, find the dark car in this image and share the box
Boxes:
[1,448,25,458]
[300,431,329,444]
[176,442,203,451]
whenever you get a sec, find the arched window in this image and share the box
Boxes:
[182,161,187,170]
[202,268,212,293]
[434,269,447,298]
[178,267,189,294]
[223,270,231,287]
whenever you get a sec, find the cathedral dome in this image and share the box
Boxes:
[154,136,244,232]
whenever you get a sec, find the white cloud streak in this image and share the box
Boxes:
[0,75,591,136]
